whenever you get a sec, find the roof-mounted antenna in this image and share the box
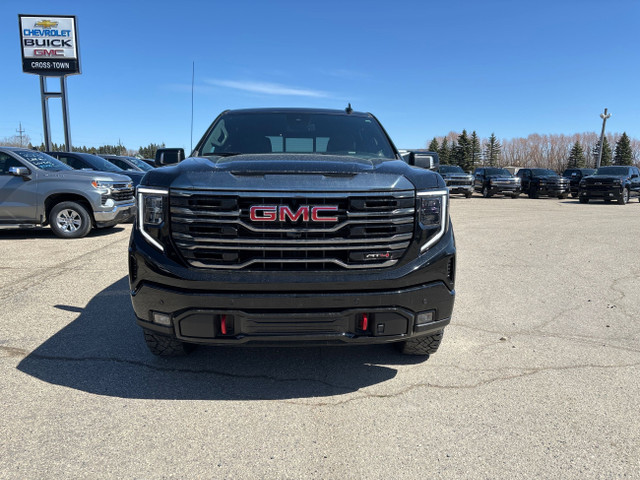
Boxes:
[345,103,353,114]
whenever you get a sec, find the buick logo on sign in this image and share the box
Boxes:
[250,205,338,222]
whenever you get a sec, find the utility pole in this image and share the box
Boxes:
[16,122,25,146]
[596,108,611,169]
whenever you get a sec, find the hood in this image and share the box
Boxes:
[487,175,517,180]
[442,172,473,179]
[588,174,627,180]
[142,154,445,192]
[120,170,146,186]
[40,169,132,183]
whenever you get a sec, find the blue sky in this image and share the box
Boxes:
[2,0,638,152]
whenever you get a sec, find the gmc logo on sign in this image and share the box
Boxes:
[250,205,339,222]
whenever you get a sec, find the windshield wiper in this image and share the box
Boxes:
[203,152,242,157]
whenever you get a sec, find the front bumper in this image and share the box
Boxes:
[94,202,136,227]
[447,184,474,194]
[489,185,521,195]
[579,186,622,199]
[129,224,456,346]
[536,185,568,196]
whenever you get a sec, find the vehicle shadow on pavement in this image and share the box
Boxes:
[0,226,125,240]
[17,277,422,400]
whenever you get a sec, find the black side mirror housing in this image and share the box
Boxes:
[401,150,440,171]
[155,148,185,166]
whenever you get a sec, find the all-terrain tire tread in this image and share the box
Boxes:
[143,330,193,356]
[397,331,444,356]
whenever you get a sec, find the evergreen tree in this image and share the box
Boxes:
[470,131,481,170]
[427,137,439,152]
[613,132,633,165]
[138,142,166,159]
[454,130,472,171]
[484,133,502,166]
[567,141,586,168]
[439,138,450,165]
[592,137,612,167]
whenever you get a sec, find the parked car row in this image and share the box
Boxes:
[0,147,136,238]
[436,164,640,205]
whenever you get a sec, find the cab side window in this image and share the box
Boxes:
[0,153,25,175]
[57,155,85,170]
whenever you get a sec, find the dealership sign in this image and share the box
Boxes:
[19,14,80,76]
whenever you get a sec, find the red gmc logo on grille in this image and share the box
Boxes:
[249,205,339,222]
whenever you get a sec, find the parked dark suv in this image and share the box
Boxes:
[100,155,155,173]
[562,168,595,198]
[578,165,640,204]
[46,152,146,186]
[516,168,570,199]
[473,167,521,198]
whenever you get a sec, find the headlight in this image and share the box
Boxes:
[91,179,111,195]
[417,189,448,253]
[514,177,521,184]
[137,187,168,251]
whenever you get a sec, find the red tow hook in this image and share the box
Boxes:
[360,313,369,332]
[220,314,227,335]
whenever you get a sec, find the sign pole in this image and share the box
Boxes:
[39,76,52,151]
[60,76,72,152]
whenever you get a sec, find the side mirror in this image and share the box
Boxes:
[409,153,439,171]
[155,148,185,166]
[9,166,30,177]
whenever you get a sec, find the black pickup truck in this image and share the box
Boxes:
[437,165,474,197]
[473,167,521,198]
[578,165,640,204]
[129,108,456,358]
[516,168,570,199]
[562,168,595,198]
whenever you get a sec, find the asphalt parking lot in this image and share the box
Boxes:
[1,197,639,479]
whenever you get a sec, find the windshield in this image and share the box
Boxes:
[531,168,557,176]
[126,157,154,171]
[198,111,395,159]
[80,154,124,173]
[594,166,629,176]
[484,168,510,176]
[14,150,72,171]
[438,165,464,174]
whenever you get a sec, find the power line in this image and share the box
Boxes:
[16,122,26,147]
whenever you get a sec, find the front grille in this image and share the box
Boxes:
[491,180,518,188]
[169,190,415,270]
[111,184,134,202]
[446,179,472,186]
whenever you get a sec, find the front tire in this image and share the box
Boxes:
[49,201,92,239]
[528,187,539,199]
[465,191,473,198]
[143,330,195,356]
[618,188,629,205]
[482,185,492,198]
[579,197,589,204]
[396,331,444,356]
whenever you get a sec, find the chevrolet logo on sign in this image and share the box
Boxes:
[35,20,58,28]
